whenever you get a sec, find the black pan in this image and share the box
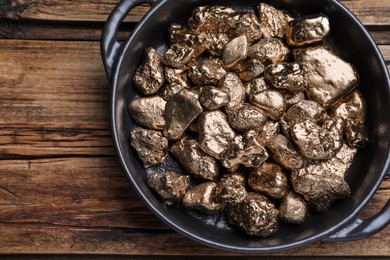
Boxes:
[101,0,390,253]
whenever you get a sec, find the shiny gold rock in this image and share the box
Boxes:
[183,182,226,213]
[281,91,305,108]
[128,96,166,130]
[168,23,212,55]
[188,58,227,86]
[222,35,248,68]
[133,48,165,95]
[248,162,288,199]
[291,163,351,212]
[162,67,191,101]
[330,91,366,124]
[294,46,359,109]
[234,58,265,82]
[227,103,267,132]
[227,12,262,43]
[264,62,309,92]
[248,38,290,65]
[244,77,268,98]
[286,14,330,47]
[258,3,293,39]
[219,73,246,111]
[215,172,247,204]
[221,130,269,169]
[130,127,168,168]
[283,100,327,126]
[197,110,236,159]
[171,138,220,181]
[201,32,231,56]
[188,5,236,33]
[199,86,230,110]
[163,44,196,68]
[266,134,305,171]
[345,119,368,148]
[323,117,344,152]
[163,89,203,140]
[147,171,190,206]
[279,192,308,224]
[259,120,280,142]
[226,192,279,237]
[302,144,357,179]
[249,89,287,120]
[291,120,335,160]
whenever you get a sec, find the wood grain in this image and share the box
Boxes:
[0,39,389,255]
[0,0,388,25]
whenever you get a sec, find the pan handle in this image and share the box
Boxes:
[324,173,390,241]
[101,0,160,80]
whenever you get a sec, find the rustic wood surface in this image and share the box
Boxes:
[0,0,389,256]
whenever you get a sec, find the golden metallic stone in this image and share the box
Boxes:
[162,67,191,101]
[226,192,279,237]
[128,96,166,130]
[345,119,368,148]
[219,73,246,111]
[248,38,290,65]
[183,182,226,213]
[281,90,305,108]
[264,62,309,92]
[244,77,268,98]
[228,12,262,43]
[215,172,247,204]
[168,23,212,55]
[291,162,351,212]
[163,89,203,140]
[147,171,190,206]
[249,89,286,120]
[323,117,344,152]
[130,127,168,168]
[266,134,305,171]
[163,44,196,68]
[279,192,308,224]
[258,3,293,39]
[188,5,237,33]
[188,58,227,86]
[199,86,230,110]
[202,32,231,56]
[259,120,280,142]
[291,119,335,160]
[294,46,359,109]
[133,48,165,95]
[286,14,330,47]
[197,110,236,159]
[171,138,220,181]
[222,35,248,68]
[227,103,267,132]
[220,130,269,169]
[248,162,288,199]
[283,100,327,126]
[330,91,366,124]
[234,58,265,82]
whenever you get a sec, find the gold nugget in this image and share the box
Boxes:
[133,48,165,95]
[188,58,227,86]
[258,3,293,39]
[171,138,220,181]
[163,89,203,140]
[227,103,267,132]
[147,172,190,206]
[215,173,247,204]
[183,182,226,213]
[248,38,290,65]
[264,62,309,92]
[226,192,279,237]
[128,96,166,130]
[222,35,248,68]
[250,89,287,120]
[294,46,359,108]
[286,14,330,47]
[279,192,308,224]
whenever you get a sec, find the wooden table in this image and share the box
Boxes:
[0,0,389,257]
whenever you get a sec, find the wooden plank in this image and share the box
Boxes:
[0,40,110,130]
[0,157,388,255]
[0,0,388,25]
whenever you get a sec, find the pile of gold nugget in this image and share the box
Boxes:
[129,3,367,237]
